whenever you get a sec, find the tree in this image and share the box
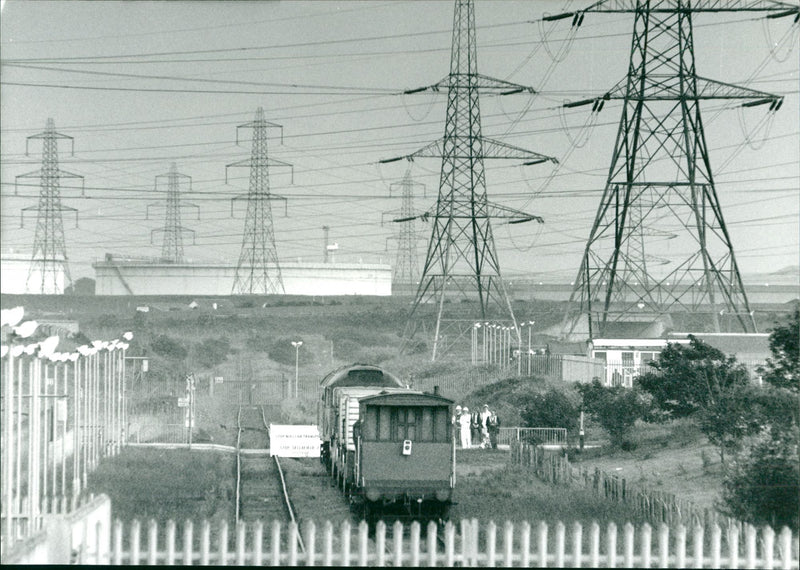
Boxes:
[721,425,800,531]
[697,385,764,463]
[636,336,749,418]
[64,277,95,295]
[759,307,799,393]
[577,380,652,448]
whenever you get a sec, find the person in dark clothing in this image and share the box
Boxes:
[471,409,481,445]
[487,410,501,449]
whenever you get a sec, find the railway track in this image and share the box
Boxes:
[234,405,305,553]
[233,404,457,563]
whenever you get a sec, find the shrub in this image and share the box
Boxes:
[721,426,799,531]
[578,380,652,448]
[191,337,231,369]
[268,337,304,366]
[520,388,580,433]
[150,334,188,361]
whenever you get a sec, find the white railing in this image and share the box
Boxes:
[104,517,798,568]
[499,427,568,446]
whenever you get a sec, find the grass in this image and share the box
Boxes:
[87,448,235,524]
[453,448,652,525]
[568,419,726,511]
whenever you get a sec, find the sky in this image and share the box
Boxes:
[1,0,798,284]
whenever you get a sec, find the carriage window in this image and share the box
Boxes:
[394,408,419,441]
[364,408,378,440]
[434,408,449,441]
[421,408,433,441]
[378,407,392,440]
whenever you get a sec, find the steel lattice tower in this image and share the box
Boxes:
[227,107,290,295]
[16,118,83,294]
[148,163,198,263]
[383,0,557,360]
[384,169,426,285]
[560,0,797,339]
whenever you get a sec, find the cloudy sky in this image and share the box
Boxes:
[1,1,797,283]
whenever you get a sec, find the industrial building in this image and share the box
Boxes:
[92,255,392,296]
[0,252,65,295]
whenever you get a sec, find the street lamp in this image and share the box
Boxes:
[291,341,303,398]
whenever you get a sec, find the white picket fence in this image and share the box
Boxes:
[106,518,799,567]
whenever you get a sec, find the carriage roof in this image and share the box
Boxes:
[358,392,454,408]
[319,363,405,389]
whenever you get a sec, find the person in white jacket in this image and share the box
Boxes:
[479,404,492,448]
[459,406,472,449]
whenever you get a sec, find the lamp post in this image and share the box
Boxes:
[291,341,303,398]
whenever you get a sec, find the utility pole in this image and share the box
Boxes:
[555,0,797,339]
[382,0,557,361]
[228,107,291,295]
[147,163,199,263]
[16,118,84,294]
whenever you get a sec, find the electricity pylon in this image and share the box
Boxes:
[147,163,199,263]
[16,118,83,294]
[382,0,557,360]
[382,168,426,286]
[227,107,291,295]
[556,0,798,339]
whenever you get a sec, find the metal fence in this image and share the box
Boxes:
[2,308,131,548]
[498,427,568,447]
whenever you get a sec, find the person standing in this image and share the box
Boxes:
[479,404,491,448]
[452,405,462,427]
[471,408,481,445]
[459,406,472,449]
[487,410,501,449]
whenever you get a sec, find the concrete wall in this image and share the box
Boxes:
[93,261,392,296]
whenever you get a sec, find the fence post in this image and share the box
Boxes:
[520,521,531,567]
[537,521,548,568]
[606,522,617,568]
[641,523,652,568]
[572,521,583,568]
[555,521,565,567]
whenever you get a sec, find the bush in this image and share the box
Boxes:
[268,337,304,366]
[191,337,231,369]
[521,388,580,433]
[721,426,799,531]
[150,334,188,361]
[578,380,652,448]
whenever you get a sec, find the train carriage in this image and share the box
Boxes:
[354,392,455,521]
[317,363,455,522]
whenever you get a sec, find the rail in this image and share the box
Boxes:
[234,404,305,555]
[234,406,243,522]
